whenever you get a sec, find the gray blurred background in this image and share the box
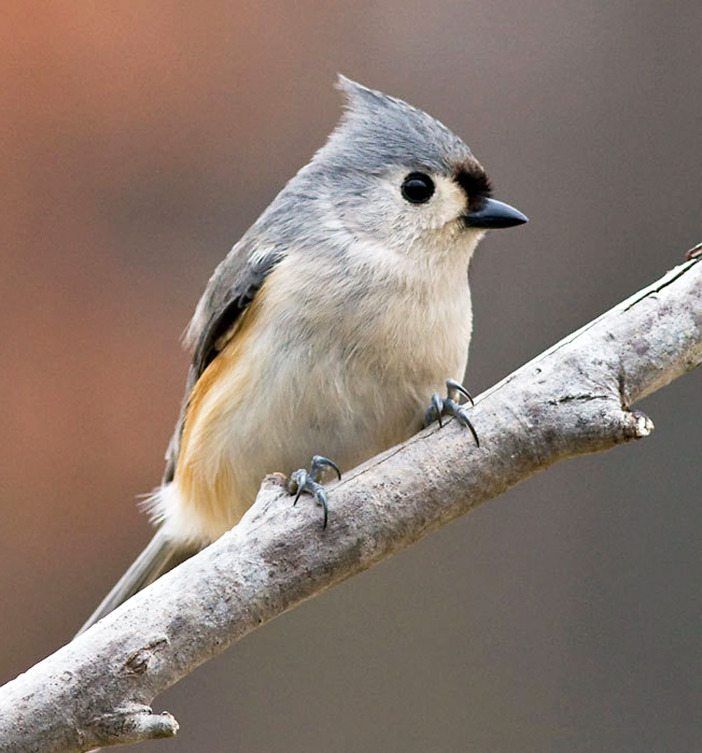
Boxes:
[2,2,700,752]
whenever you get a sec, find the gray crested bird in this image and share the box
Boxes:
[78,76,527,635]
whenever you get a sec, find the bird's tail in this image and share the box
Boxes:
[75,528,194,637]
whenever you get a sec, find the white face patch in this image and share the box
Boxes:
[354,168,473,256]
[381,168,467,228]
[380,170,467,220]
[429,173,469,228]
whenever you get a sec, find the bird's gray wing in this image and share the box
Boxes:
[162,240,283,484]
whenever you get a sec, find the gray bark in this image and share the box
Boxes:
[0,258,699,753]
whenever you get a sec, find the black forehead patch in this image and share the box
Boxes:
[454,168,492,199]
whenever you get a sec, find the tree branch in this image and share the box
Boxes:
[1,257,700,753]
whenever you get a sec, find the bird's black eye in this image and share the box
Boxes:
[401,172,435,204]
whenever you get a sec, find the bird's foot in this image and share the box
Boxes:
[288,455,341,529]
[424,378,480,447]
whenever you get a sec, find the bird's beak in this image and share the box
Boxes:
[463,198,528,229]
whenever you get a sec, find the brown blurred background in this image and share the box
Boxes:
[2,2,700,751]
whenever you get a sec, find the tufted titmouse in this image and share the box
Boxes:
[78,76,527,634]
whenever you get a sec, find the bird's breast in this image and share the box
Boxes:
[243,248,474,463]
[169,248,473,543]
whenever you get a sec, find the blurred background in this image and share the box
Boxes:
[2,2,700,752]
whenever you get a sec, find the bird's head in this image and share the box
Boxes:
[307,75,527,258]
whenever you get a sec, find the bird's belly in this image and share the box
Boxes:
[166,281,471,544]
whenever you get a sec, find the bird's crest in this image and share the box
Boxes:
[322,74,474,175]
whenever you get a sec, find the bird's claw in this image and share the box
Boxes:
[424,379,479,447]
[288,455,341,529]
[446,378,475,407]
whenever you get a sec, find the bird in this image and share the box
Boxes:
[77,75,527,635]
